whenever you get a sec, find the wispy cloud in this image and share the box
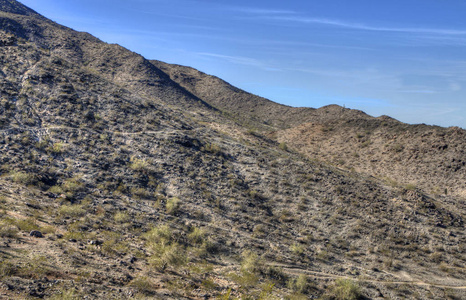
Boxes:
[196,52,266,68]
[262,16,466,36]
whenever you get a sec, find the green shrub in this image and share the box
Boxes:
[114,212,130,223]
[187,227,205,245]
[405,184,417,191]
[290,243,305,256]
[149,241,187,271]
[10,171,36,185]
[50,142,65,154]
[15,217,40,231]
[129,276,155,295]
[58,204,86,218]
[130,187,152,199]
[166,197,181,215]
[0,223,18,238]
[279,142,288,151]
[287,274,310,294]
[0,260,16,278]
[48,289,79,300]
[62,177,84,193]
[322,279,362,300]
[143,224,172,244]
[144,225,187,271]
[241,250,263,275]
[129,157,149,172]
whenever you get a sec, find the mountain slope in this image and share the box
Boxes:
[0,1,465,299]
[152,60,466,201]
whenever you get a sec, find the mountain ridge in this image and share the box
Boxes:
[0,0,37,16]
[0,1,465,299]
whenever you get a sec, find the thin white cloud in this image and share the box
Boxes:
[196,52,265,68]
[263,16,466,36]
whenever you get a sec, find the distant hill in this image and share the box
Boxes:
[0,1,464,299]
[153,60,466,198]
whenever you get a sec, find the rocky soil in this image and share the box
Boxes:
[0,1,465,299]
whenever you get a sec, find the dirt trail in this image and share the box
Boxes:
[270,263,466,290]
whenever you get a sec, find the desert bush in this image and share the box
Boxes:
[114,212,130,223]
[1,217,40,233]
[0,260,16,278]
[430,251,443,263]
[187,227,205,245]
[62,177,84,193]
[15,217,41,232]
[10,171,36,185]
[287,274,311,294]
[129,276,155,295]
[241,250,263,275]
[144,225,187,271]
[203,143,221,154]
[148,241,187,271]
[130,187,152,199]
[405,183,417,191]
[144,224,172,244]
[50,142,65,154]
[0,223,18,238]
[129,156,149,172]
[322,279,362,300]
[22,255,52,279]
[58,204,86,218]
[166,197,181,215]
[290,243,305,256]
[48,289,79,300]
[264,265,287,282]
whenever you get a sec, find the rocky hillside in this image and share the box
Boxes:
[153,61,466,201]
[0,1,465,299]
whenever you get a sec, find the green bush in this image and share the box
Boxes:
[149,241,187,271]
[129,276,155,295]
[10,171,36,185]
[187,227,205,245]
[0,260,16,278]
[114,212,130,223]
[322,279,362,300]
[48,289,79,300]
[143,224,172,244]
[166,197,181,215]
[290,243,305,256]
[0,223,19,238]
[50,142,65,154]
[287,274,310,294]
[241,250,264,275]
[144,225,187,271]
[58,204,86,218]
[129,157,149,172]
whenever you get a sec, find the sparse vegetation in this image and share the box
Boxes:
[321,279,362,300]
[165,197,181,215]
[0,2,463,299]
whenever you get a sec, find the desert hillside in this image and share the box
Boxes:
[155,61,466,202]
[0,1,465,299]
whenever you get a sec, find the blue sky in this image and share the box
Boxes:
[20,0,466,128]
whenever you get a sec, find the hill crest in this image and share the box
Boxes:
[0,1,465,299]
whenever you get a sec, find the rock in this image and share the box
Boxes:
[88,240,103,246]
[29,230,43,238]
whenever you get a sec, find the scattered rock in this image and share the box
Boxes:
[29,231,43,238]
